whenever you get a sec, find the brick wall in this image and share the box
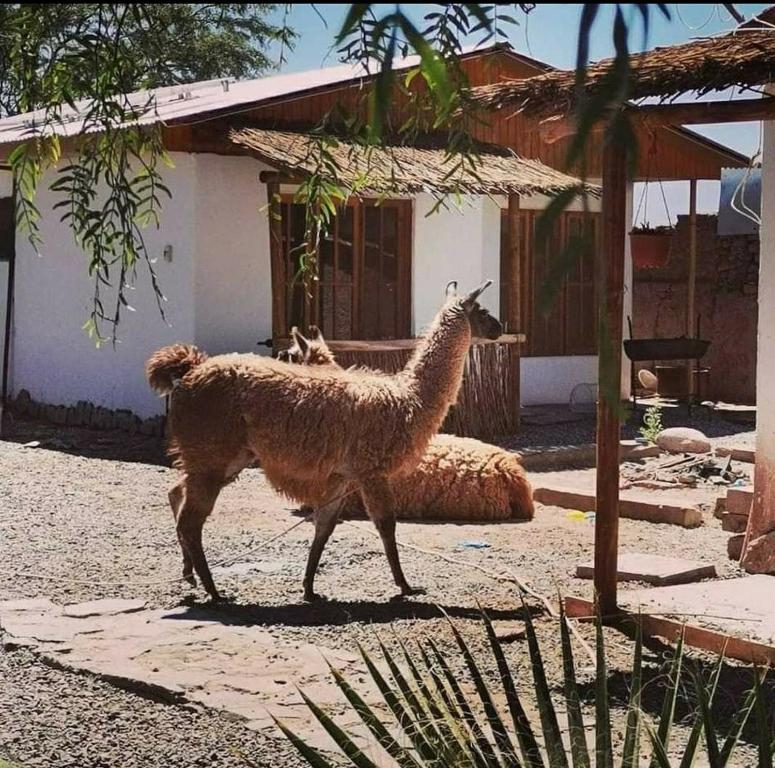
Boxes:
[632,214,759,405]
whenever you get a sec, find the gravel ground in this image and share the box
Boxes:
[0,416,766,767]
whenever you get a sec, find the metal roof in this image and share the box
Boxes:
[0,47,495,146]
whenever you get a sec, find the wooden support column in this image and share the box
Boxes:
[266,181,286,352]
[595,139,628,616]
[687,179,698,394]
[507,194,522,428]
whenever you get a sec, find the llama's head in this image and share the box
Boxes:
[445,280,502,340]
[278,326,337,366]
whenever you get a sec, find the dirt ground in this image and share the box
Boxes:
[0,416,766,767]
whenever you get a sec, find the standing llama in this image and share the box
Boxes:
[146,280,501,602]
[282,326,534,522]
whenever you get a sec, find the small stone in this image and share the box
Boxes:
[656,427,711,455]
[742,531,775,574]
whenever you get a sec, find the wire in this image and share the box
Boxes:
[674,4,718,32]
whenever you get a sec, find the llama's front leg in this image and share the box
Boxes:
[360,477,424,597]
[169,481,195,586]
[302,501,341,602]
[176,474,224,601]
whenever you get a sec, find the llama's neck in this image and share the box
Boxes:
[405,303,471,428]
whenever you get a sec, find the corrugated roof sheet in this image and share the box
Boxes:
[0,47,478,146]
[229,126,601,197]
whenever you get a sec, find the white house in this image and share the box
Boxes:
[0,45,743,429]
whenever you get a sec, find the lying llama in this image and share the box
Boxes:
[283,326,534,522]
[146,280,502,602]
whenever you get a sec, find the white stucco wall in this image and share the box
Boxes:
[8,152,277,417]
[412,194,501,334]
[193,154,272,355]
[11,154,199,418]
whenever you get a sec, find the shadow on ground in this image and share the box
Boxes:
[166,597,537,628]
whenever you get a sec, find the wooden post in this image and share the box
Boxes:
[266,182,286,352]
[595,139,628,616]
[507,194,522,428]
[687,180,698,394]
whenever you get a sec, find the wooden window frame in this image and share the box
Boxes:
[274,195,412,341]
[500,208,599,357]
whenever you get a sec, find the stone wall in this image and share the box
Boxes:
[9,389,165,436]
[632,214,759,405]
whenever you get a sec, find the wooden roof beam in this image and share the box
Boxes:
[539,97,775,144]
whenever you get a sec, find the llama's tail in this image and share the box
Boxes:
[146,344,208,395]
[506,456,535,520]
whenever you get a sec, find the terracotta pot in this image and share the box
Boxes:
[630,232,671,269]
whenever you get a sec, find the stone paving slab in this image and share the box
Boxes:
[576,552,717,586]
[0,598,390,757]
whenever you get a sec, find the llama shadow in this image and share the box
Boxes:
[165,597,537,628]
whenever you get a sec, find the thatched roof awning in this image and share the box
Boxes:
[470,29,775,116]
[229,126,600,197]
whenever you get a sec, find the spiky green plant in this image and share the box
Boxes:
[277,602,770,768]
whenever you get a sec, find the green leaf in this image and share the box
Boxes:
[594,609,613,768]
[298,689,379,768]
[427,638,502,768]
[717,672,757,766]
[752,669,772,768]
[643,721,674,768]
[357,642,437,763]
[271,716,337,768]
[649,630,685,767]
[691,665,721,767]
[481,610,545,768]
[620,618,642,768]
[522,595,570,768]
[445,612,522,767]
[559,603,591,768]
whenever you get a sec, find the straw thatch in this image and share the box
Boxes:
[323,336,522,439]
[470,29,775,116]
[229,126,600,197]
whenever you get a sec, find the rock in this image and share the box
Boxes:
[655,427,711,455]
[721,512,748,533]
[14,389,32,416]
[742,531,775,574]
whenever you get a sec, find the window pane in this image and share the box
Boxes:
[382,207,398,282]
[320,284,334,338]
[335,284,353,339]
[338,207,354,284]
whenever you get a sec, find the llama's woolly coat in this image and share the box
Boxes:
[282,329,534,521]
[338,433,534,521]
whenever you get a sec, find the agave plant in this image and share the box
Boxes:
[275,598,772,768]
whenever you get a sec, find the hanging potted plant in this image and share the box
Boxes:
[630,221,674,269]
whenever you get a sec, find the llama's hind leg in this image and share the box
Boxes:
[177,474,224,601]
[360,476,424,597]
[169,481,195,586]
[302,487,347,602]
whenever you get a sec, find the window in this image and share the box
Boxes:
[500,209,599,357]
[279,198,411,340]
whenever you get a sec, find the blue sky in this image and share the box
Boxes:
[266,4,770,221]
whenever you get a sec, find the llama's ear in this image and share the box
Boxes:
[291,327,311,359]
[464,279,493,304]
[445,280,458,299]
